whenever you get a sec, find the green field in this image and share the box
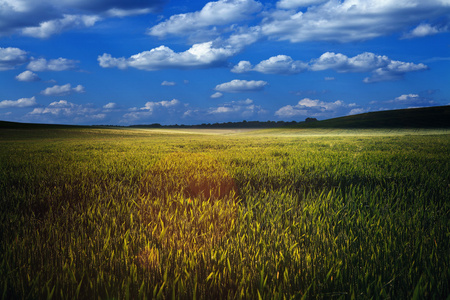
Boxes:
[1,126,449,299]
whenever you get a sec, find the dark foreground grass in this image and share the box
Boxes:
[0,127,449,299]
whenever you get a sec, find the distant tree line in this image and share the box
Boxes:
[128,118,317,129]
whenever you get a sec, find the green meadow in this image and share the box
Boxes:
[1,126,449,299]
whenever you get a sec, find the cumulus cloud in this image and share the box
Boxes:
[0,0,166,37]
[27,57,79,72]
[28,100,106,122]
[22,14,101,38]
[0,96,37,108]
[208,98,266,117]
[0,47,28,70]
[386,94,437,107]
[310,52,386,72]
[277,0,327,9]
[123,99,181,121]
[232,55,307,74]
[231,61,253,73]
[226,26,262,48]
[15,70,40,82]
[262,0,450,43]
[105,8,156,18]
[99,41,238,71]
[97,54,128,69]
[232,52,427,82]
[254,55,308,74]
[403,23,449,39]
[274,105,308,118]
[41,84,85,96]
[209,106,236,114]
[310,52,428,82]
[147,0,262,38]
[215,79,268,93]
[161,81,176,86]
[143,99,180,110]
[275,98,357,118]
[103,102,117,109]
[99,26,260,73]
[348,108,367,115]
[363,60,428,83]
[210,92,223,99]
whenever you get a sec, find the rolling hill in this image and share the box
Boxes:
[293,105,450,129]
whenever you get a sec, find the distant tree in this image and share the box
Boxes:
[305,117,318,123]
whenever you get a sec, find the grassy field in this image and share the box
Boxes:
[1,126,449,299]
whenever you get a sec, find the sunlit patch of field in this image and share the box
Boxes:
[0,126,449,299]
[138,152,238,254]
[136,128,262,135]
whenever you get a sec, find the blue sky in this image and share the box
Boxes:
[0,0,449,125]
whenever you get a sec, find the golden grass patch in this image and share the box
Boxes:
[137,153,238,261]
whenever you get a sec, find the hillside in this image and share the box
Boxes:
[293,105,450,129]
[0,120,81,129]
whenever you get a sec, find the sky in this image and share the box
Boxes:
[0,0,449,125]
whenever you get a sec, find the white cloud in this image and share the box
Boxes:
[310,52,427,83]
[348,108,367,115]
[99,41,238,71]
[232,51,427,82]
[385,94,436,106]
[211,92,223,99]
[15,70,40,82]
[274,105,308,117]
[208,98,265,117]
[324,77,335,81]
[393,94,420,102]
[254,55,307,74]
[215,79,268,93]
[297,98,344,110]
[27,57,79,72]
[0,47,28,70]
[97,54,128,69]
[231,60,253,73]
[275,98,355,118]
[122,99,181,121]
[209,106,236,114]
[233,55,307,74]
[182,98,266,121]
[363,60,428,83]
[143,99,180,110]
[0,96,37,108]
[277,0,327,9]
[73,85,85,93]
[0,0,165,37]
[262,0,450,43]
[28,100,106,122]
[226,26,262,48]
[41,84,85,96]
[147,0,262,37]
[161,81,176,86]
[310,52,390,72]
[123,110,152,121]
[103,102,117,109]
[105,8,154,18]
[22,14,101,38]
[403,23,449,39]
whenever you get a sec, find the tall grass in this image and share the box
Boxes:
[0,128,449,299]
